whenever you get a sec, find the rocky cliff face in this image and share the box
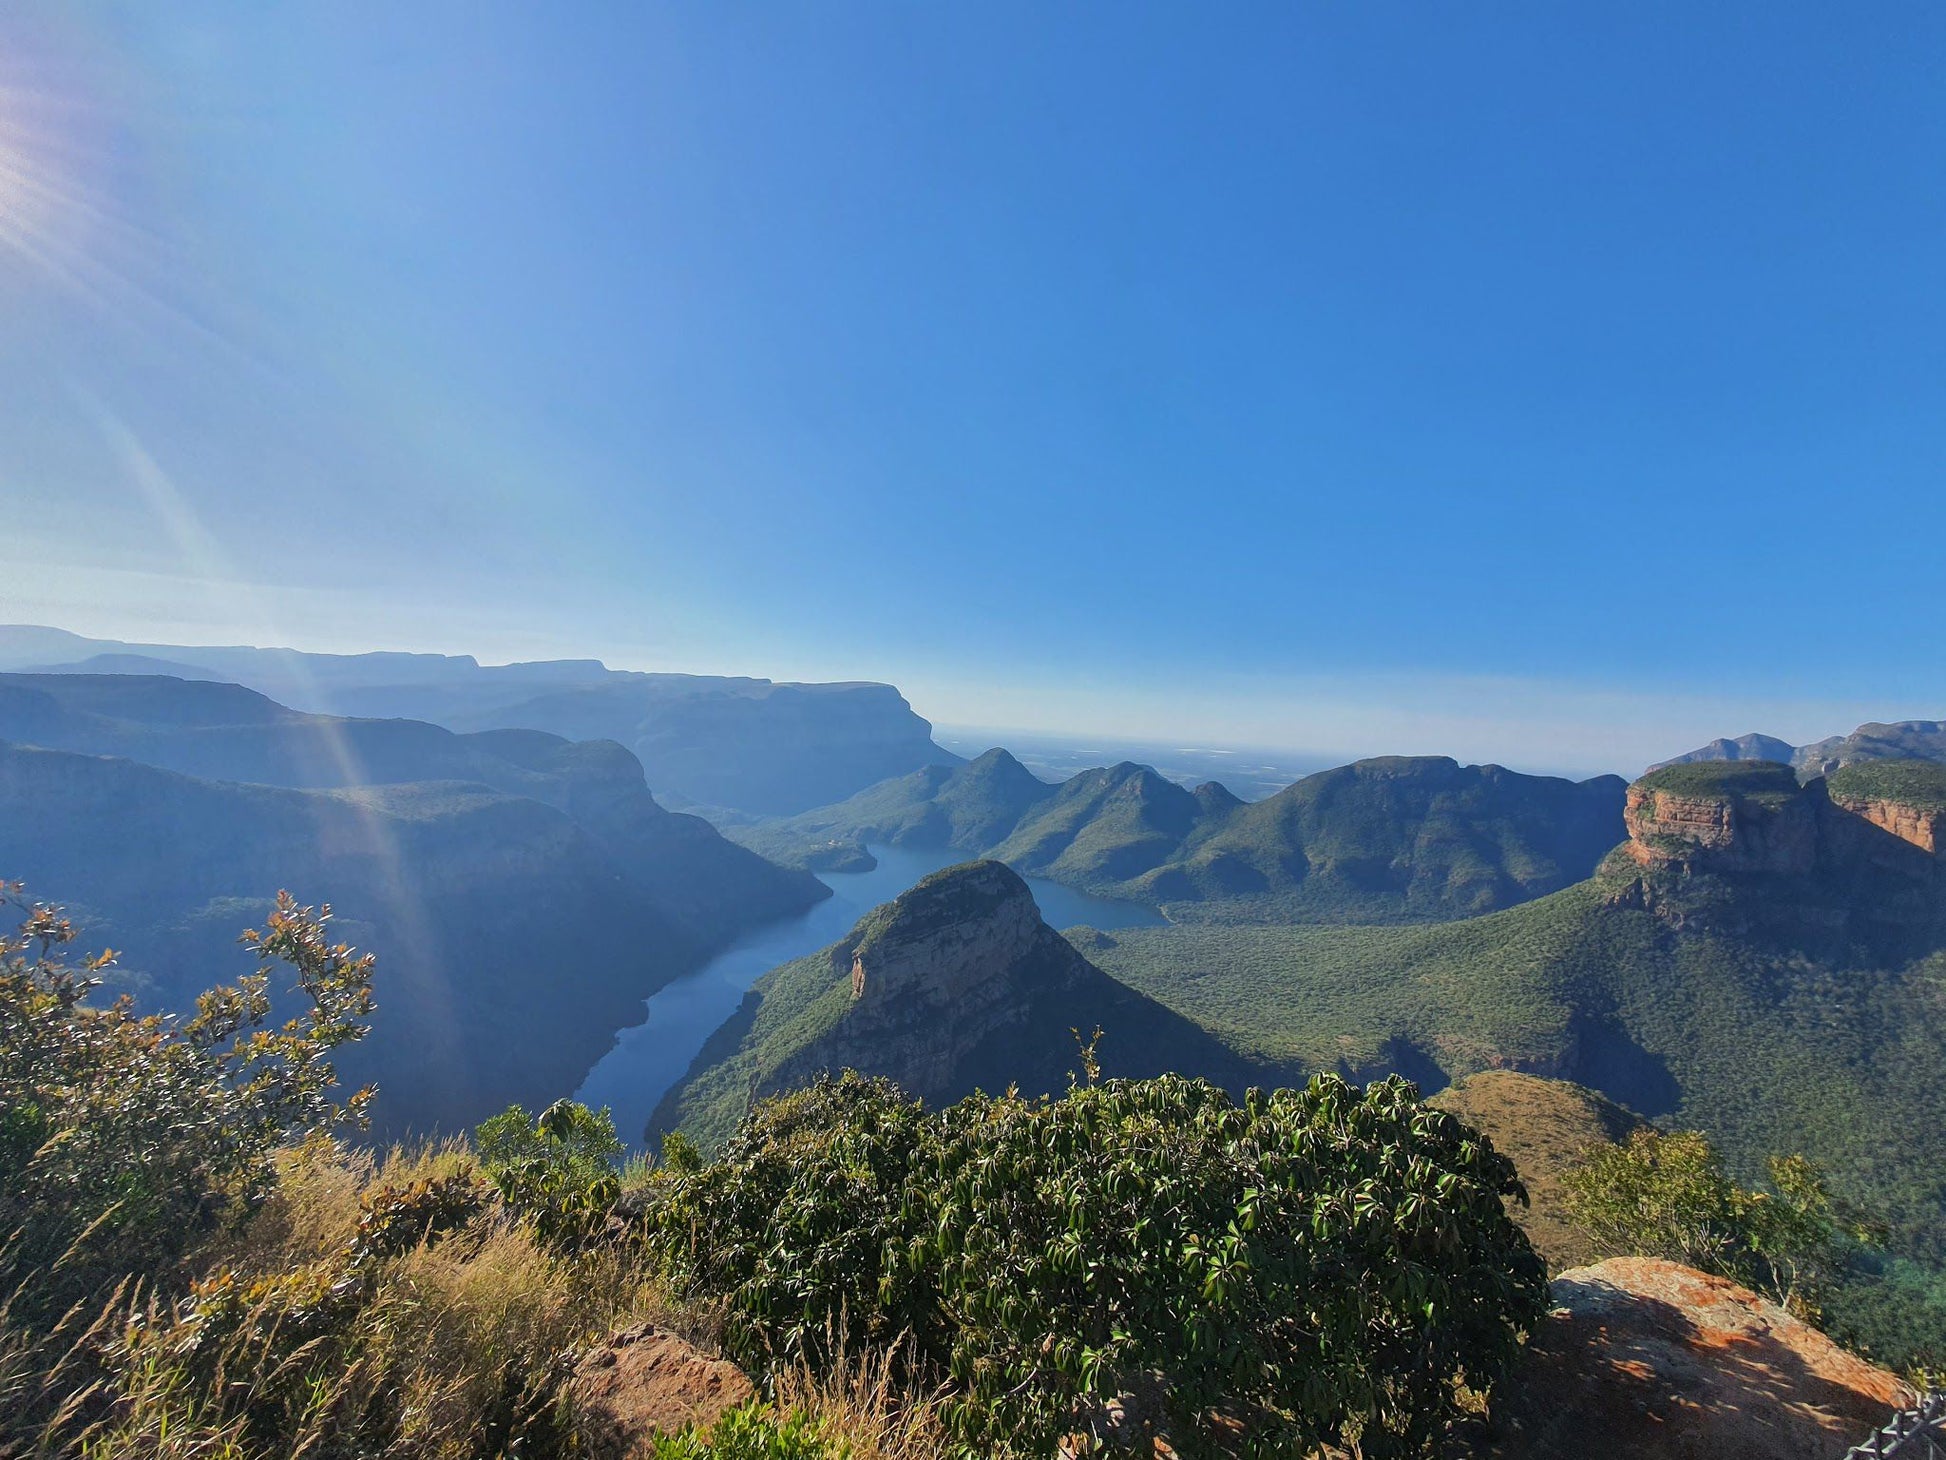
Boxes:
[1611,760,1946,953]
[1831,795,1946,853]
[766,861,1092,1104]
[1622,759,1946,874]
[0,626,960,818]
[1621,762,1819,875]
[1823,760,1946,856]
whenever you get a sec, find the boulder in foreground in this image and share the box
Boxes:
[570,1324,754,1458]
[1487,1257,1910,1459]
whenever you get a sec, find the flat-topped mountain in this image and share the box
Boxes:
[1615,759,1946,954]
[651,861,1294,1151]
[1656,719,1946,778]
[740,750,1627,923]
[0,625,958,815]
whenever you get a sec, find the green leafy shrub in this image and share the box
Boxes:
[477,1098,625,1247]
[651,1403,842,1460]
[0,883,376,1327]
[1562,1127,1874,1317]
[651,1070,1546,1459]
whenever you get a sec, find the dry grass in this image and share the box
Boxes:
[1430,1069,1646,1272]
[2,1136,957,1460]
[768,1339,948,1460]
[0,1138,717,1460]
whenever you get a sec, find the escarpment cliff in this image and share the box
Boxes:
[1621,761,1818,875]
[1825,760,1946,855]
[1610,759,1946,952]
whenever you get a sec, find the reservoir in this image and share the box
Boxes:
[574,844,1166,1144]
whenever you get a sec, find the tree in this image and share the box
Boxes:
[476,1098,624,1247]
[1562,1128,1873,1318]
[0,882,376,1325]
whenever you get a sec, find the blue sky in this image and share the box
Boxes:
[2,3,1942,774]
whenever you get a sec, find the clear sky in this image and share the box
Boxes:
[2,3,1942,775]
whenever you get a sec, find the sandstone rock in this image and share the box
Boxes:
[569,1324,754,1458]
[1485,1258,1911,1460]
[1622,775,1819,876]
[1829,794,1946,855]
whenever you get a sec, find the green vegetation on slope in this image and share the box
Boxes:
[742,751,1629,924]
[655,946,858,1153]
[1429,1071,1647,1273]
[1633,758,1802,804]
[1072,884,1610,1079]
[3,884,1547,1460]
[655,862,1295,1152]
[651,1071,1545,1459]
[1075,868,1946,1281]
[1827,758,1946,811]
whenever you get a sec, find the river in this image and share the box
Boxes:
[573,844,1167,1144]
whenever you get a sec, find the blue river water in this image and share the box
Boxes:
[573,844,1165,1144]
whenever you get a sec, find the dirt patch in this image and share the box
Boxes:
[570,1323,755,1457]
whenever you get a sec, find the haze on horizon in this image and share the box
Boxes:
[3,4,1942,779]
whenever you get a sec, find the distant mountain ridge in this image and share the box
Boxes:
[0,673,823,946]
[0,673,837,1134]
[0,625,958,815]
[1655,719,1946,779]
[738,748,1628,922]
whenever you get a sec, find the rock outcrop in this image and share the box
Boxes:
[569,1324,754,1457]
[1486,1258,1910,1459]
[1621,760,1946,871]
[1825,760,1946,856]
[1621,762,1818,875]
[763,861,1114,1104]
[1609,760,1946,955]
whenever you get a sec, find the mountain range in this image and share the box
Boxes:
[1656,718,1946,779]
[0,626,956,815]
[0,672,831,1133]
[661,756,1946,1361]
[735,747,1630,922]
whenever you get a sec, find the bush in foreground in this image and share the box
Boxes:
[1562,1127,1873,1320]
[648,1070,1549,1459]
